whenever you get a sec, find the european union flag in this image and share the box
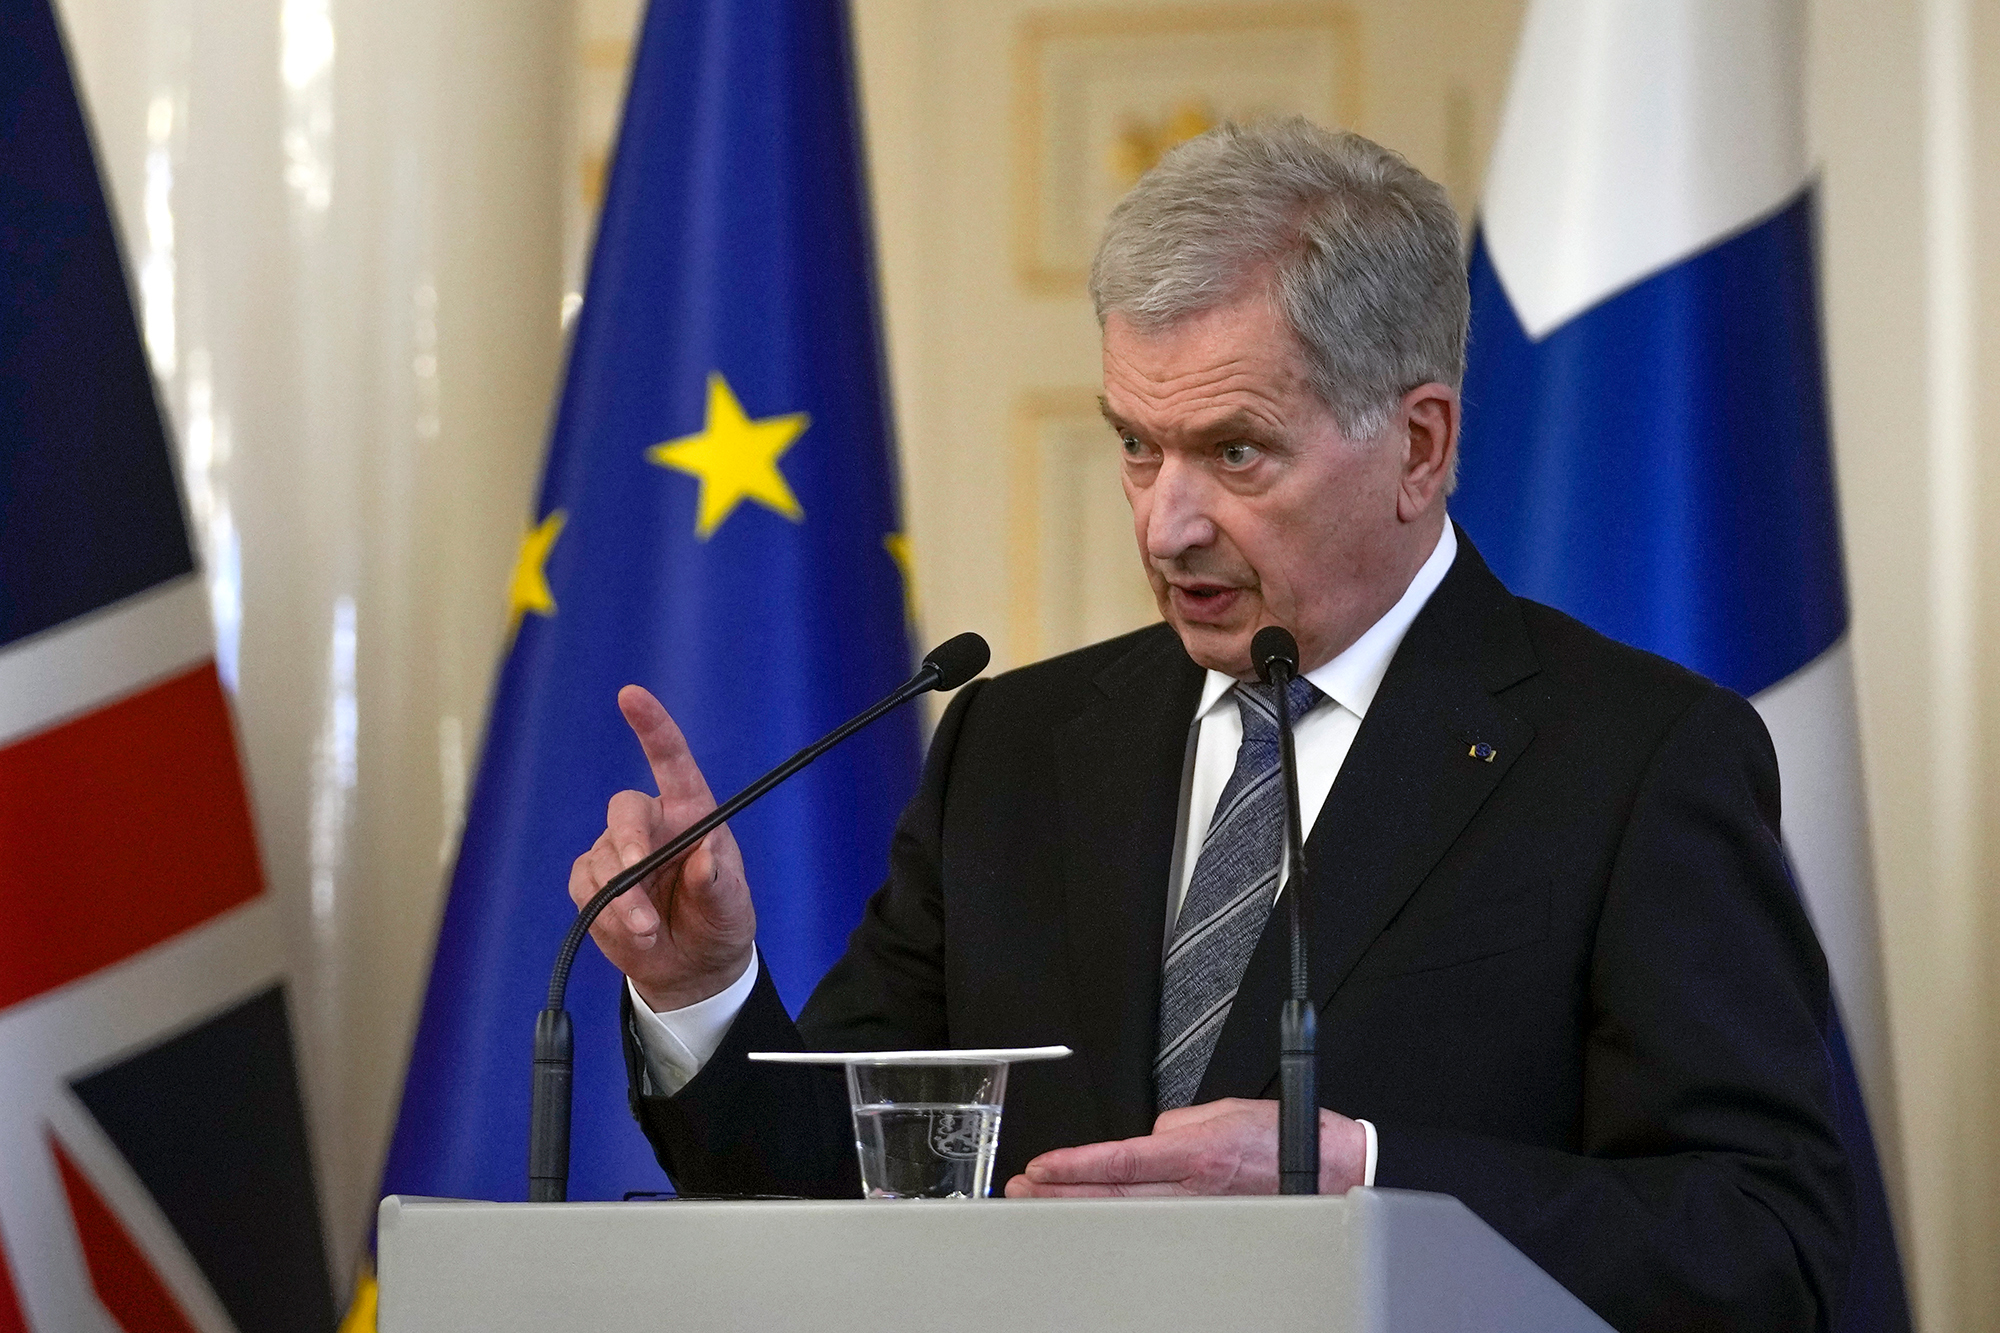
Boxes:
[378,0,919,1210]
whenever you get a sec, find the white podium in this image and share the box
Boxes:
[377,1188,1611,1332]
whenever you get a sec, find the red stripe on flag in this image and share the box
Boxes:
[51,1135,202,1333]
[0,664,264,1009]
[0,1220,26,1333]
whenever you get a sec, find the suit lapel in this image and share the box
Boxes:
[1197,533,1540,1102]
[1056,627,1204,1140]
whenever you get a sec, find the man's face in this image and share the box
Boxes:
[1102,292,1428,679]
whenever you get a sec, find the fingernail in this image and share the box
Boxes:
[620,845,644,870]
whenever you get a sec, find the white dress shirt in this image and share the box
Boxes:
[629,524,1460,1189]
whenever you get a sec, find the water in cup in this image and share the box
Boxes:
[851,1102,1002,1198]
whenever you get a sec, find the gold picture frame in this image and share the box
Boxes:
[1014,4,1365,295]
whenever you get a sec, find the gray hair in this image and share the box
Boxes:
[1090,117,1467,451]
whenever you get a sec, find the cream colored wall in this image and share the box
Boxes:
[1809,0,2000,1326]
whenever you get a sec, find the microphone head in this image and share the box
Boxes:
[922,632,990,691]
[1251,626,1300,684]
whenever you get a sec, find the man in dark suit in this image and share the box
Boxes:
[568,119,1853,1332]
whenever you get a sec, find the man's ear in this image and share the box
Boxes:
[1395,383,1459,522]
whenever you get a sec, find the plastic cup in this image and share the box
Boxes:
[844,1058,1009,1199]
[746,1045,1068,1200]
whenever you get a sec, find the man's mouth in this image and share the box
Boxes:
[1166,581,1248,622]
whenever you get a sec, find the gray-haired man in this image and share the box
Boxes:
[571,120,1852,1332]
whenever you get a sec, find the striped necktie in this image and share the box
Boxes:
[1154,675,1324,1112]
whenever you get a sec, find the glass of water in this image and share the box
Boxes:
[747,1045,1067,1199]
[845,1058,1008,1199]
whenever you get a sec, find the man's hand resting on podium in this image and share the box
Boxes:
[1004,1099,1367,1197]
[567,684,757,1013]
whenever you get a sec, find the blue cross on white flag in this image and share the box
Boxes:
[1452,4,1910,1329]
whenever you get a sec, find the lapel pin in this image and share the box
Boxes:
[1468,742,1497,763]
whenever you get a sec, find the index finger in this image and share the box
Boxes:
[1023,1134,1190,1187]
[618,684,718,808]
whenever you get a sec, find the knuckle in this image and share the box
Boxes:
[606,790,653,828]
[1191,1145,1234,1183]
[568,851,607,906]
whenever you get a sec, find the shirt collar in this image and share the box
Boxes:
[1192,521,1459,722]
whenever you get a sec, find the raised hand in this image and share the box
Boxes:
[1003,1098,1367,1197]
[566,685,757,1011]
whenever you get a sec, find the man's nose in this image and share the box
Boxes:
[1144,456,1216,561]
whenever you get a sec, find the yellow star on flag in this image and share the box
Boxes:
[884,531,918,625]
[507,509,566,637]
[647,372,809,539]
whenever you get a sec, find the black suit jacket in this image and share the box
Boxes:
[625,532,1853,1333]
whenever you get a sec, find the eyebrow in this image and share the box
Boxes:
[1097,397,1272,441]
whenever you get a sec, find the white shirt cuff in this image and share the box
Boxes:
[626,952,759,1096]
[1356,1118,1378,1188]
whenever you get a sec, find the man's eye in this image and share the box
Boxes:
[1219,442,1259,467]
[1120,434,1147,457]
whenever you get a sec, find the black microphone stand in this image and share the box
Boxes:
[528,634,987,1202]
[1253,627,1318,1195]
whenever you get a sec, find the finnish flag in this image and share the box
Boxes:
[1452,4,1910,1329]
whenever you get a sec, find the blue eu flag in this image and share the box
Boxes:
[379,0,920,1207]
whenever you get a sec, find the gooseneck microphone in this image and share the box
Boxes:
[1251,625,1318,1195]
[528,632,991,1202]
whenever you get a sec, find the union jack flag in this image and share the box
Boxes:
[0,0,335,1327]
